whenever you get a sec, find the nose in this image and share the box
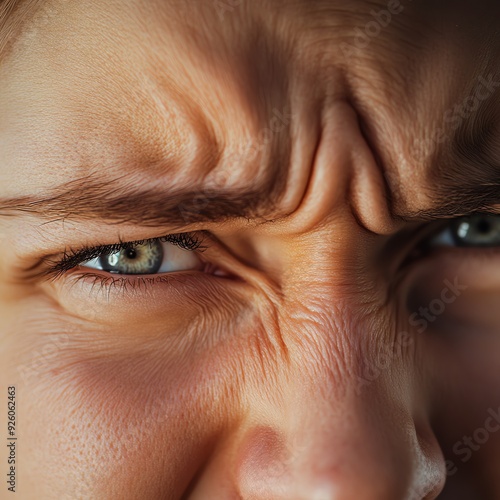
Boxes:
[229,100,445,499]
[233,375,444,500]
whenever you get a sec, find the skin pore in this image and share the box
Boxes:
[0,0,500,498]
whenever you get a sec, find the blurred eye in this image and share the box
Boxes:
[82,240,203,275]
[432,214,500,248]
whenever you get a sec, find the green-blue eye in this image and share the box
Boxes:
[432,215,500,248]
[99,241,164,274]
[82,238,203,275]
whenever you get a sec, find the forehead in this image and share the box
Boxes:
[0,0,498,203]
[0,0,254,196]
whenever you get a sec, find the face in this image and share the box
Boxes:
[1,0,500,498]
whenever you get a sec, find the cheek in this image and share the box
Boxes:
[23,353,222,497]
[19,308,269,497]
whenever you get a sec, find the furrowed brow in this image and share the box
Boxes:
[403,80,500,220]
[0,177,283,228]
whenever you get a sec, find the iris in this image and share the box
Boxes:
[452,215,500,247]
[100,241,164,274]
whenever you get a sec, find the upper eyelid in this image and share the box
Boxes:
[67,238,160,263]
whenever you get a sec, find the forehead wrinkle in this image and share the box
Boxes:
[0,3,294,208]
[138,65,225,181]
[2,0,281,186]
[141,2,296,197]
[415,39,500,217]
[1,26,221,187]
[346,0,500,218]
[109,72,222,181]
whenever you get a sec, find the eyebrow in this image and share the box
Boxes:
[1,89,498,227]
[0,175,285,229]
[401,82,500,221]
[2,141,500,229]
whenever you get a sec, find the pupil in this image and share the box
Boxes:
[476,219,491,234]
[124,247,137,260]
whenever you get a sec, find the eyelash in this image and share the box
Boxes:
[45,232,205,280]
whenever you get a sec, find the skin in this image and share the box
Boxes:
[0,0,500,498]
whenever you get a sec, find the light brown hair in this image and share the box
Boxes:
[0,0,43,62]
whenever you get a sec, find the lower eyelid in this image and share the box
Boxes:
[41,268,242,327]
[51,267,238,310]
[73,270,192,288]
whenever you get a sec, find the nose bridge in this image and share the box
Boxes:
[251,90,400,386]
[280,247,389,391]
